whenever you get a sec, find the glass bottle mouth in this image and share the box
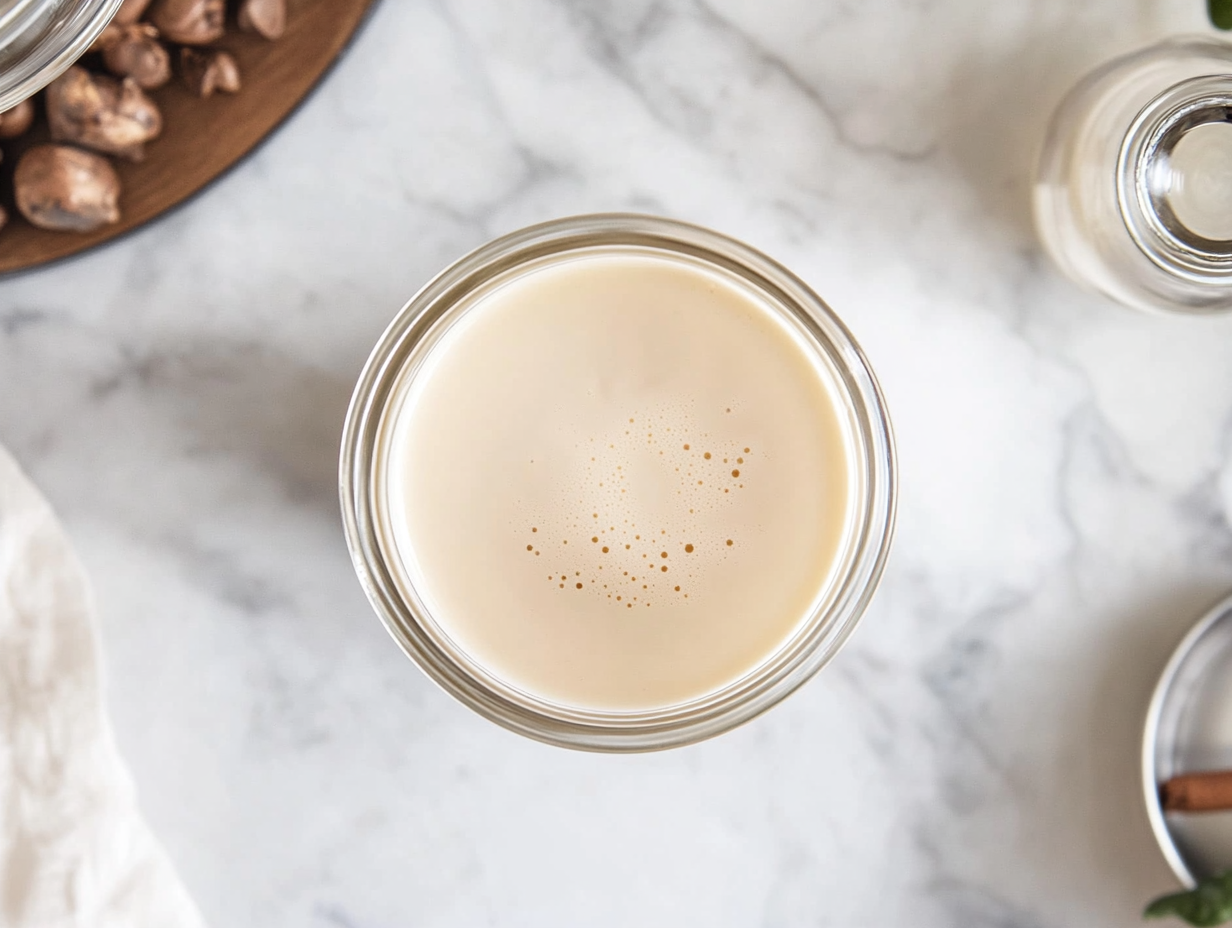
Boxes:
[339,215,898,752]
[1120,76,1232,280]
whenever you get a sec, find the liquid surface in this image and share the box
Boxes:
[1167,121,1232,242]
[381,251,853,710]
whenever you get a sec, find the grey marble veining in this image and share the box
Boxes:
[0,0,1228,924]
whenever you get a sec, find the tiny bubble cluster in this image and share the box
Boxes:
[518,404,754,610]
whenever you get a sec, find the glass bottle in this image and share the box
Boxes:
[1035,37,1232,315]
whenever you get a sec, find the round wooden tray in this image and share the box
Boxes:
[0,0,377,275]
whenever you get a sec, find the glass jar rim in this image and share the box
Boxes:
[339,214,897,751]
[0,0,125,112]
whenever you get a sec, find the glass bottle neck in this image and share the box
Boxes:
[1119,75,1232,282]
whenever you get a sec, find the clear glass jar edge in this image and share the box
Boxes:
[338,213,899,751]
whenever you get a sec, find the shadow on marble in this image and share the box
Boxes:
[937,26,1156,246]
[143,337,354,515]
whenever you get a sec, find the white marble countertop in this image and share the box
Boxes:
[1,1,1229,924]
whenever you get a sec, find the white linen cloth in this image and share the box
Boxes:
[0,444,207,928]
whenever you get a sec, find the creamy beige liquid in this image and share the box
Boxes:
[380,250,853,711]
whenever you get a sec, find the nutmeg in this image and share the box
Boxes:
[102,24,172,89]
[46,67,162,161]
[148,0,224,45]
[0,99,36,139]
[15,145,121,233]
[113,0,154,24]
[180,48,241,97]
[238,0,286,40]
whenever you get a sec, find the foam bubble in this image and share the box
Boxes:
[516,404,756,609]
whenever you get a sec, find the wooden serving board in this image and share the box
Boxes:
[0,0,378,275]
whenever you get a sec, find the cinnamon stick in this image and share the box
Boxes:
[1160,770,1232,812]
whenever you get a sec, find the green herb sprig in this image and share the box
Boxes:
[1211,0,1232,29]
[1147,872,1232,926]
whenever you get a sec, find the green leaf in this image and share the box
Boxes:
[1210,0,1232,30]
[1146,872,1232,926]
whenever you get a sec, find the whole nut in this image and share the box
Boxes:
[148,0,224,45]
[46,67,162,161]
[180,48,241,97]
[15,145,121,233]
[113,0,153,24]
[0,99,36,139]
[102,24,172,89]
[238,0,286,40]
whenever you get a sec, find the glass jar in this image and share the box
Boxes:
[0,0,124,112]
[1035,37,1232,315]
[339,214,897,751]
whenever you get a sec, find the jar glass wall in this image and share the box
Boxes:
[340,215,897,752]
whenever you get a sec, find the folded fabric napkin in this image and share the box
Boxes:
[0,444,206,928]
